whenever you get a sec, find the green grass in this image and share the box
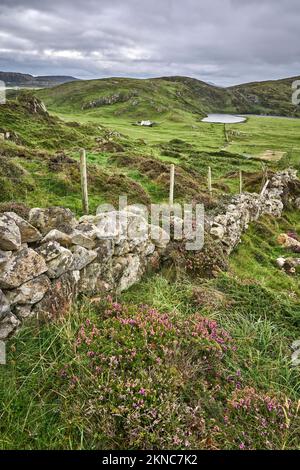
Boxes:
[1,214,300,449]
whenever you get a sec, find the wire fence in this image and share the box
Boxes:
[0,157,271,216]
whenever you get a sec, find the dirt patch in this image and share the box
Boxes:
[95,141,125,153]
[259,150,286,162]
[48,153,77,172]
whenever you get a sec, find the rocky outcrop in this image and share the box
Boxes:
[82,90,138,110]
[0,169,298,340]
[276,257,300,274]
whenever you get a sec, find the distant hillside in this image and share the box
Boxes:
[37,74,300,119]
[230,76,300,117]
[0,71,79,88]
[37,76,237,120]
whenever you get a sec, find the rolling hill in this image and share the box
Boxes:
[37,74,300,119]
[0,71,78,88]
[230,75,300,117]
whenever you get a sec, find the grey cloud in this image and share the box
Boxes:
[0,0,299,85]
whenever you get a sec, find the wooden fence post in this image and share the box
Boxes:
[80,148,89,214]
[260,179,270,197]
[239,169,243,194]
[169,164,175,205]
[224,124,229,143]
[208,166,212,198]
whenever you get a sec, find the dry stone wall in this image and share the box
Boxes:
[0,169,298,340]
[209,169,299,253]
[0,207,164,340]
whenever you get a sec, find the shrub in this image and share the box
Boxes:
[57,298,234,449]
[219,387,300,449]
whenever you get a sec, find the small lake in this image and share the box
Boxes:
[202,114,246,124]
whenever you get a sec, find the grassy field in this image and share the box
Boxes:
[1,90,300,215]
[0,89,300,450]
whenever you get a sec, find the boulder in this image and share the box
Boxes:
[0,289,10,320]
[36,241,64,262]
[14,304,33,320]
[34,271,80,321]
[112,255,141,292]
[0,214,21,250]
[0,250,12,266]
[78,262,113,294]
[41,229,72,247]
[149,224,170,249]
[0,313,20,340]
[6,275,51,305]
[276,256,300,273]
[277,233,300,251]
[0,248,47,289]
[3,212,41,243]
[71,245,97,271]
[210,223,225,240]
[95,239,114,262]
[29,207,77,235]
[70,230,96,250]
[46,246,73,279]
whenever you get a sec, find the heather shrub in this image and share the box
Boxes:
[219,387,300,449]
[57,298,234,449]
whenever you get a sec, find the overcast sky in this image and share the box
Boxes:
[0,0,299,86]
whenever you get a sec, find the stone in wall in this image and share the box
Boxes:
[0,247,47,289]
[4,212,41,243]
[6,275,51,306]
[36,241,65,262]
[0,214,21,251]
[28,207,77,235]
[78,262,113,294]
[0,288,10,320]
[112,254,142,293]
[70,246,97,271]
[41,229,72,247]
[46,246,74,279]
[0,313,20,340]
[34,271,80,322]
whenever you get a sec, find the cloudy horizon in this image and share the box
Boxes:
[0,0,299,87]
